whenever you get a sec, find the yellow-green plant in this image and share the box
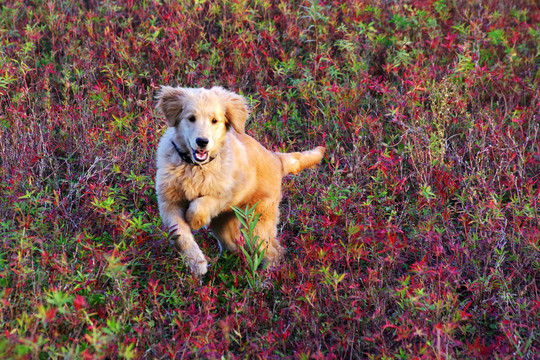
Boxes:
[231,203,266,289]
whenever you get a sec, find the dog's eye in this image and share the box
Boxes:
[211,118,218,124]
[188,115,196,123]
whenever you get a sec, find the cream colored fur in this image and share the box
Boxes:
[155,86,325,276]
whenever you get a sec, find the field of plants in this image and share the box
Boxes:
[1,0,539,358]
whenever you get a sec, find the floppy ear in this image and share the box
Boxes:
[211,86,249,134]
[156,86,186,127]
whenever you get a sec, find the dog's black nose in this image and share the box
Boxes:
[196,137,209,148]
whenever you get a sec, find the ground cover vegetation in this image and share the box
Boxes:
[1,0,539,358]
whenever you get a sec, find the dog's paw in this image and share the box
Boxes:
[261,244,284,269]
[168,226,194,249]
[183,245,208,276]
[186,202,210,230]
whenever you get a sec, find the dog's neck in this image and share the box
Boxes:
[171,141,216,166]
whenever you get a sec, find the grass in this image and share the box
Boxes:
[1,0,539,358]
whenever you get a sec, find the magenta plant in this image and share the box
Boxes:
[0,0,539,359]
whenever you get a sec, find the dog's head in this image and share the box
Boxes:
[157,86,249,165]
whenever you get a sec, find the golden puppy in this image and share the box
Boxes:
[155,86,325,276]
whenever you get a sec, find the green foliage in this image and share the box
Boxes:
[231,203,266,289]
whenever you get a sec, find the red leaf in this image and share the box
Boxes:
[467,338,495,357]
[74,295,87,311]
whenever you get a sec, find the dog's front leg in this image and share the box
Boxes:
[159,200,208,276]
[186,196,230,230]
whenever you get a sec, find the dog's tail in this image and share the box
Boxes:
[276,146,325,176]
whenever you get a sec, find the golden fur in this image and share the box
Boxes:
[155,86,325,276]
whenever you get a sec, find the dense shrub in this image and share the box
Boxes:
[1,0,538,358]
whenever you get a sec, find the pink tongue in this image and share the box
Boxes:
[196,151,208,161]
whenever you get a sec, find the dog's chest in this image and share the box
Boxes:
[176,165,233,201]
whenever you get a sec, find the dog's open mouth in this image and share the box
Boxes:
[193,150,209,163]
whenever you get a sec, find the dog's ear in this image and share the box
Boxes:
[156,86,186,127]
[212,86,249,134]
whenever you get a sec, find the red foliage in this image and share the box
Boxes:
[1,0,539,358]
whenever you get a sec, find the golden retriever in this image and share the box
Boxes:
[155,86,325,276]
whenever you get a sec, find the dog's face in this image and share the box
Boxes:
[157,86,249,165]
[177,92,228,164]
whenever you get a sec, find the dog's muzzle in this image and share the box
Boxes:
[171,141,216,166]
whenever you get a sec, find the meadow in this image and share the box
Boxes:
[1,0,539,358]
